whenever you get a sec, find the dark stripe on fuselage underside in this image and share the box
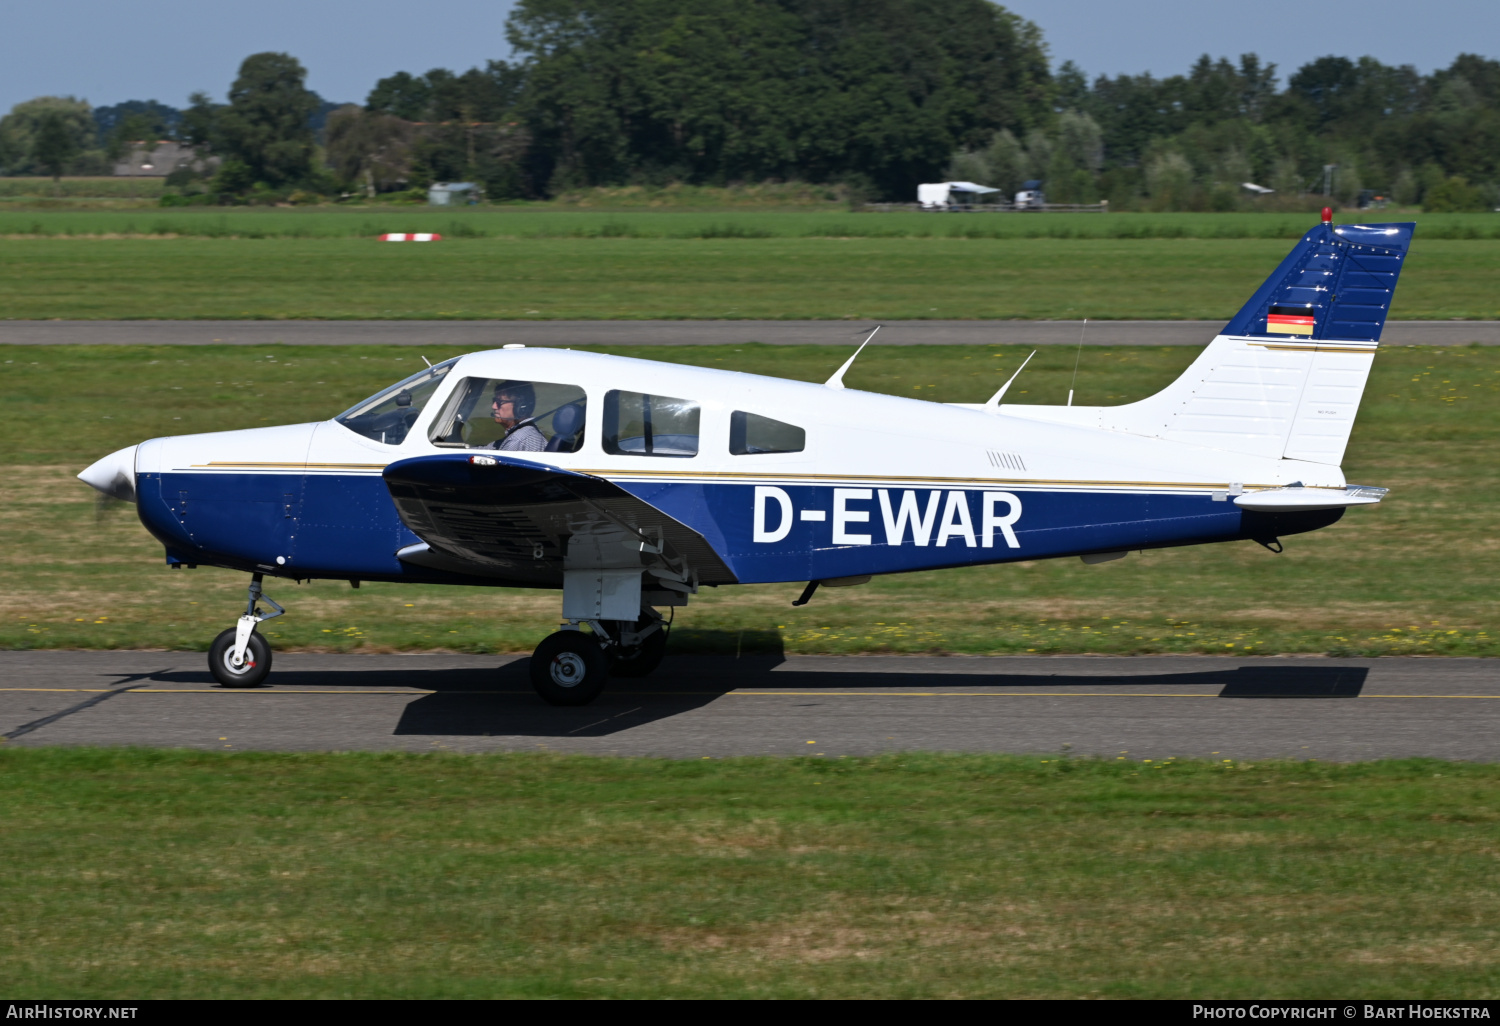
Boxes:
[136,471,1340,585]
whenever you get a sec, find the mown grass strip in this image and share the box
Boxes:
[1,748,1496,999]
[0,236,1496,320]
[1,208,1498,240]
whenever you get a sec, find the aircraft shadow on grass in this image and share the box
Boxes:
[140,632,1367,739]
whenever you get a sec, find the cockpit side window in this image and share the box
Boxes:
[729,411,805,455]
[603,390,699,457]
[429,377,587,453]
[335,359,457,445]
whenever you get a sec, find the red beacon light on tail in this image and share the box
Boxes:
[1321,206,1333,224]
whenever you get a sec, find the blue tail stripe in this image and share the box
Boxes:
[1222,221,1415,342]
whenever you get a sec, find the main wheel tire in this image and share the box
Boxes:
[530,630,609,706]
[208,628,272,688]
[610,623,668,678]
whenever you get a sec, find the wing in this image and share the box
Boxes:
[382,453,736,589]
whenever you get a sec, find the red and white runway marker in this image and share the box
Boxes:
[378,233,443,242]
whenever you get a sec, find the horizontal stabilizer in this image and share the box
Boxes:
[1233,484,1387,512]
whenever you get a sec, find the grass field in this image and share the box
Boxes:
[2,209,1495,321]
[5,193,1493,1005]
[2,207,1497,239]
[1,234,1497,321]
[3,342,1495,657]
[0,177,165,210]
[0,179,852,212]
[3,748,1497,999]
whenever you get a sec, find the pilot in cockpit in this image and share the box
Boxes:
[489,381,548,452]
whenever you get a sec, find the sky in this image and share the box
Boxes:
[2,0,1497,116]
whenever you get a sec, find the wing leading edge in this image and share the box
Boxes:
[382,453,736,589]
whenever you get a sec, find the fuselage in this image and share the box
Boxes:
[113,347,1347,587]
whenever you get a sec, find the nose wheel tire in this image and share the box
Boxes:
[530,631,609,706]
[208,628,273,688]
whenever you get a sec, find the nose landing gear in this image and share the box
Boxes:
[208,574,284,688]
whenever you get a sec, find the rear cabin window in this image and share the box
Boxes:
[429,378,587,453]
[730,411,805,455]
[603,390,700,457]
[336,359,456,445]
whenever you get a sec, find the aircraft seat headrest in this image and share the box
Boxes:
[544,403,585,451]
[551,403,584,435]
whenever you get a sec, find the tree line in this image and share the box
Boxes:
[0,70,340,185]
[949,53,1500,211]
[0,0,1495,210]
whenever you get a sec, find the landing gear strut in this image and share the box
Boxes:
[208,574,283,688]
[608,610,670,678]
[528,607,670,706]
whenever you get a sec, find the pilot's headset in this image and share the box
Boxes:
[494,381,536,419]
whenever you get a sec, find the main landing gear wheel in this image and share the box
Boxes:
[610,621,668,678]
[209,628,273,688]
[530,630,609,706]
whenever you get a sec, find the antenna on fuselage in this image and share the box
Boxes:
[1067,319,1087,406]
[420,354,433,368]
[824,325,881,390]
[983,349,1036,414]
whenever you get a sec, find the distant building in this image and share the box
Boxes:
[113,141,219,178]
[428,181,481,205]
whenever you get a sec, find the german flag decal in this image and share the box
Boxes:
[1266,304,1315,336]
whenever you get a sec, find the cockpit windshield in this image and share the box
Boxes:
[335,359,457,445]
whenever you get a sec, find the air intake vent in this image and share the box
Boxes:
[986,450,1026,471]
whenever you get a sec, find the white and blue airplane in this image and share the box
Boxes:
[79,212,1412,704]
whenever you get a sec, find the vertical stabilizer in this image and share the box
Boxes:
[1222,220,1414,342]
[1003,220,1415,467]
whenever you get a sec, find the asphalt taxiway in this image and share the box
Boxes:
[3,651,1496,761]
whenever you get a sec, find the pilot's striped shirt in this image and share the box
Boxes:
[495,422,547,452]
